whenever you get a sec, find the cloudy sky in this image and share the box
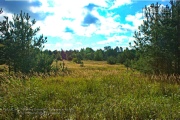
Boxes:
[0,0,169,51]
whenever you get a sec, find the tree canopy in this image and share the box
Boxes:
[133,0,180,75]
[0,11,53,74]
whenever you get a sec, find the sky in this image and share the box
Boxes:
[0,0,169,51]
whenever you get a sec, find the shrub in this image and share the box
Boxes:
[35,52,54,73]
[107,56,116,65]
[72,58,82,64]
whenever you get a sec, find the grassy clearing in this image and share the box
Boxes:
[0,61,180,119]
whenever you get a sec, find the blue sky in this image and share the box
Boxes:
[0,0,169,51]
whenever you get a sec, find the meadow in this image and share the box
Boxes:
[0,61,180,119]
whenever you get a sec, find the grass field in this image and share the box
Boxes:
[0,61,180,119]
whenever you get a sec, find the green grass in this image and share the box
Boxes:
[0,61,180,119]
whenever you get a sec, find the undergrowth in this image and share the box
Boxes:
[0,61,180,119]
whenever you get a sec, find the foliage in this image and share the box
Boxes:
[65,50,73,61]
[84,47,94,60]
[104,46,117,60]
[35,50,54,73]
[107,56,116,65]
[0,11,52,74]
[47,46,137,69]
[133,1,180,75]
[72,58,82,64]
[117,48,136,64]
[94,49,104,61]
[53,50,62,61]
[72,52,83,64]
[117,53,126,64]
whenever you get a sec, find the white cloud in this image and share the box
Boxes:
[94,12,123,35]
[30,0,108,14]
[1,0,144,50]
[0,0,144,50]
[63,43,73,47]
[0,10,13,22]
[110,0,132,9]
[60,33,73,40]
[121,23,135,32]
[96,12,144,46]
[125,12,144,31]
[76,42,82,45]
[30,0,91,39]
[2,0,144,50]
[44,42,74,50]
[97,35,128,45]
[30,0,135,40]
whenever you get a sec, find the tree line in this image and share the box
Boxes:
[44,46,136,67]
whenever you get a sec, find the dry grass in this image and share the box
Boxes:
[0,61,180,119]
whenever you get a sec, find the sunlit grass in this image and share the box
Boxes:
[0,61,180,119]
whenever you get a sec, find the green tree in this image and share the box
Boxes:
[0,11,52,74]
[133,1,180,75]
[35,50,54,73]
[85,47,94,60]
[107,56,116,65]
[104,46,117,60]
[53,50,61,60]
[117,53,126,64]
[116,48,136,69]
[80,48,85,60]
[65,50,73,61]
[94,49,104,61]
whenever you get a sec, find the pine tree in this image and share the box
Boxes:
[0,11,53,74]
[133,0,180,75]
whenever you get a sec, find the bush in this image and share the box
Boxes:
[107,56,116,65]
[72,58,82,64]
[35,52,54,73]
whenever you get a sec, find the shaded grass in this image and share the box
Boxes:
[0,61,180,119]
